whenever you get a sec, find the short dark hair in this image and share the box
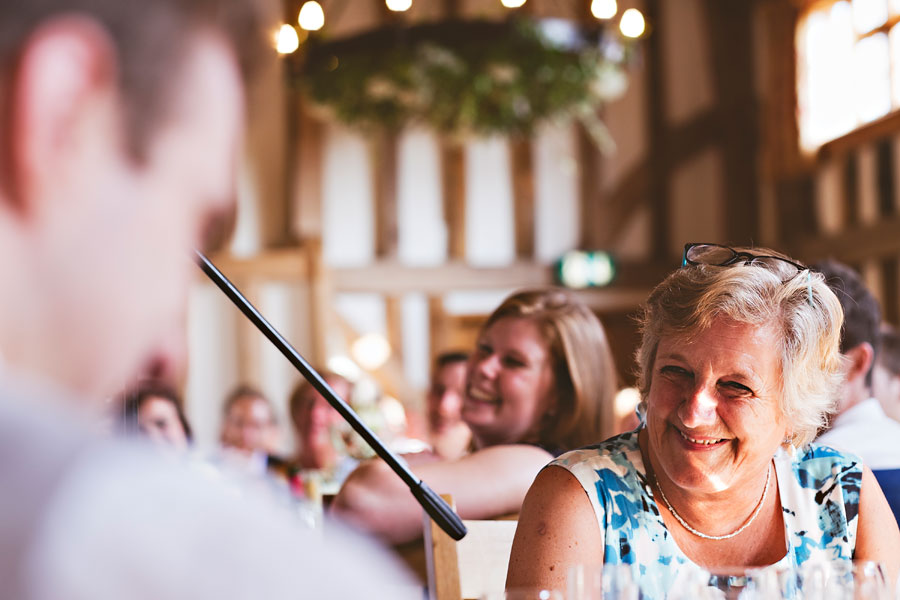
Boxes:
[223,383,273,420]
[118,380,193,441]
[0,0,264,166]
[434,351,469,369]
[812,260,881,385]
[879,325,900,377]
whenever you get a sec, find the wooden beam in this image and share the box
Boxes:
[441,139,467,260]
[332,259,671,295]
[510,136,535,259]
[789,217,900,264]
[372,130,400,259]
[203,248,308,281]
[819,112,900,162]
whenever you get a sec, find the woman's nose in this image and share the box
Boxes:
[473,354,501,379]
[678,386,718,428]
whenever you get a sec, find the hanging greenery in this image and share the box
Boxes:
[292,18,638,150]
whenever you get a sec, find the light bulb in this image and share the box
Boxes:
[351,333,392,371]
[619,8,645,38]
[386,0,412,11]
[591,0,617,20]
[275,24,299,54]
[501,0,527,7]
[298,1,325,31]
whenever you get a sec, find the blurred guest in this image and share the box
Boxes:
[815,261,900,523]
[874,324,900,423]
[220,384,279,453]
[119,381,192,452]
[425,351,472,461]
[286,372,358,495]
[0,0,414,597]
[219,384,287,477]
[333,288,618,544]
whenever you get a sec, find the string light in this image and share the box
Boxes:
[275,24,299,54]
[500,0,527,7]
[619,8,646,38]
[386,0,412,11]
[298,1,325,31]
[591,0,617,20]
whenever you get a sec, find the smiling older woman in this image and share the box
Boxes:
[507,244,900,597]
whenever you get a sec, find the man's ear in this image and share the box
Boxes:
[844,342,875,385]
[6,16,117,214]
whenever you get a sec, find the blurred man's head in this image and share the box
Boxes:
[289,373,350,444]
[427,352,469,434]
[874,325,900,423]
[0,0,262,400]
[813,260,881,414]
[220,385,278,455]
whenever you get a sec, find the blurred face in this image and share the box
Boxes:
[873,363,900,422]
[427,361,467,433]
[643,318,787,495]
[463,317,557,447]
[31,34,243,399]
[293,378,348,440]
[221,396,276,454]
[137,395,189,451]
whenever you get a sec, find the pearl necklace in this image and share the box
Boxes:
[652,464,771,541]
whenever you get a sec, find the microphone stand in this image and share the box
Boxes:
[196,251,467,541]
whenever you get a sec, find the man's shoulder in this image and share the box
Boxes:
[0,386,417,600]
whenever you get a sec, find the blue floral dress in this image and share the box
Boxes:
[551,430,862,599]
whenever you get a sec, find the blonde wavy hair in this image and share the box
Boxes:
[484,288,618,451]
[636,246,844,447]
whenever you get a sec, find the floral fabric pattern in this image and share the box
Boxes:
[551,430,861,599]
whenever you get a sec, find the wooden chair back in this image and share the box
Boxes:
[423,495,519,600]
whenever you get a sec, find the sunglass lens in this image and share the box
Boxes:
[686,244,735,265]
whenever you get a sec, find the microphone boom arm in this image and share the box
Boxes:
[195,251,467,541]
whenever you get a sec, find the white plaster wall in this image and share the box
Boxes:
[322,124,375,267]
[398,128,447,266]
[465,137,516,266]
[535,122,580,264]
[401,293,430,391]
[185,282,241,453]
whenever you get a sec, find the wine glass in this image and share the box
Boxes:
[479,589,564,600]
[566,563,639,600]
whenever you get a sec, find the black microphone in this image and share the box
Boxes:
[195,251,467,541]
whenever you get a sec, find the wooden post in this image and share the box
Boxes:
[385,295,405,372]
[291,100,325,242]
[373,130,400,259]
[234,278,262,384]
[643,0,670,259]
[306,238,331,365]
[510,136,535,259]
[704,0,759,246]
[441,139,467,260]
[578,124,604,249]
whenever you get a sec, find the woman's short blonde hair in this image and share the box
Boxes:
[484,288,618,451]
[636,246,844,447]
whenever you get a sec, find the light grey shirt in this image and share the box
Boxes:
[0,378,419,600]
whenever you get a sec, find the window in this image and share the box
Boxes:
[797,0,900,151]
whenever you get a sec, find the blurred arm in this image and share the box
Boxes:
[855,465,900,587]
[331,444,552,545]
